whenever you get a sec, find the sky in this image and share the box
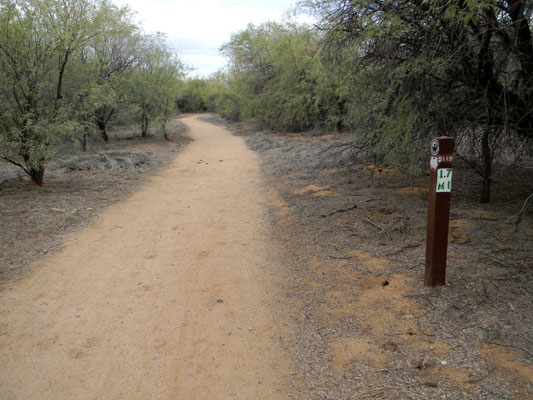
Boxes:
[114,0,315,77]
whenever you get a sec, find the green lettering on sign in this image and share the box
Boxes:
[436,168,452,193]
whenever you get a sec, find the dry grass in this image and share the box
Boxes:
[214,115,533,399]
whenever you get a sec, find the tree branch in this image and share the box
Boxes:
[2,157,30,176]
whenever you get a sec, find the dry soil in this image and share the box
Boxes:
[0,116,293,399]
[2,115,531,400]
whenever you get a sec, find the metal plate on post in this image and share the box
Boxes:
[431,139,439,156]
[436,168,452,193]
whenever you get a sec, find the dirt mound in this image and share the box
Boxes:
[53,151,151,172]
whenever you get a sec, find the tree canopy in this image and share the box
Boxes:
[306,0,533,201]
[0,0,184,185]
[208,2,533,202]
[2,0,531,201]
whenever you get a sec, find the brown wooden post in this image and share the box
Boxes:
[425,137,454,287]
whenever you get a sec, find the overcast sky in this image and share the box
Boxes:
[114,0,314,77]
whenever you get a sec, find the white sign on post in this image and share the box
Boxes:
[436,168,452,192]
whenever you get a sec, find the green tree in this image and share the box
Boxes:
[129,33,183,138]
[207,72,243,121]
[221,22,341,131]
[176,78,211,112]
[0,0,102,184]
[303,0,533,202]
[86,2,143,142]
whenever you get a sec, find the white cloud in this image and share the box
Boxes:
[182,54,229,77]
[114,0,313,77]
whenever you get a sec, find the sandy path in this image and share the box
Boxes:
[0,116,291,399]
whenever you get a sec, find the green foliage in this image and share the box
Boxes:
[303,0,533,202]
[220,22,342,131]
[176,79,211,113]
[0,0,99,184]
[79,2,144,142]
[208,3,532,202]
[0,0,184,184]
[128,33,183,137]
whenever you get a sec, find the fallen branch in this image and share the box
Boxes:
[327,254,353,260]
[512,193,533,232]
[363,216,384,231]
[464,368,496,384]
[385,243,421,256]
[321,204,358,217]
[417,319,436,337]
[487,341,532,358]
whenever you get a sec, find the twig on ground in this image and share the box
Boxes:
[417,319,436,337]
[321,203,358,217]
[328,254,354,260]
[386,244,421,256]
[468,216,500,222]
[363,216,385,231]
[464,368,496,384]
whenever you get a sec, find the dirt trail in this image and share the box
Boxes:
[0,116,292,399]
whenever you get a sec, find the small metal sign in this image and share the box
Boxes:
[436,168,452,192]
[431,139,439,156]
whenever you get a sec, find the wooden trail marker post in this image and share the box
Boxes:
[425,137,455,287]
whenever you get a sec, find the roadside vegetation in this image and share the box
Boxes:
[213,115,532,400]
[0,0,184,185]
[1,1,531,397]
[186,1,533,203]
[2,0,531,202]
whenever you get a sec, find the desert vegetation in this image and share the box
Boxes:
[1,1,532,398]
[188,1,533,203]
[2,0,531,201]
[0,0,183,185]
[219,114,532,399]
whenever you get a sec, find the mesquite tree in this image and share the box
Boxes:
[220,22,341,132]
[0,0,184,184]
[88,3,143,142]
[303,0,533,202]
[0,0,100,184]
[128,33,183,138]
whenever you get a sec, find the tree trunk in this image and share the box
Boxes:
[141,112,149,138]
[336,98,345,131]
[21,148,45,185]
[54,50,70,116]
[81,129,88,152]
[480,129,492,203]
[97,118,109,142]
[161,119,170,141]
[29,166,45,186]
